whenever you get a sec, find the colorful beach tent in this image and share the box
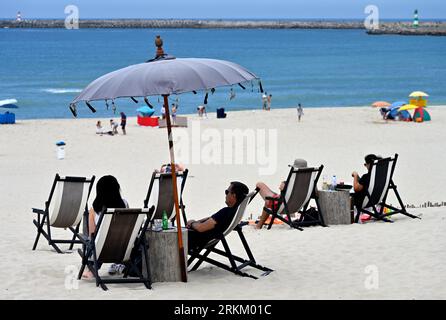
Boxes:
[388,107,411,120]
[136,106,155,116]
[413,108,431,122]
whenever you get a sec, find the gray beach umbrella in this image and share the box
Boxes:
[71,37,261,282]
[72,58,258,103]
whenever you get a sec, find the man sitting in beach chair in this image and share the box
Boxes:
[144,165,188,225]
[187,182,272,279]
[256,159,325,230]
[352,153,420,223]
[77,207,154,291]
[32,174,95,253]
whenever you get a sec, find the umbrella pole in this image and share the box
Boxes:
[163,94,188,283]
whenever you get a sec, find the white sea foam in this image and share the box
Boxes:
[42,88,82,94]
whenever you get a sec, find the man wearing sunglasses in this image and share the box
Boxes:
[351,154,382,217]
[186,181,249,251]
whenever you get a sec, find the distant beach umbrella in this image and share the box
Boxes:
[371,101,391,108]
[0,99,19,109]
[398,104,422,111]
[388,101,407,110]
[409,91,429,98]
[71,36,260,283]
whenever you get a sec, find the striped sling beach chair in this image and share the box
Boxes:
[188,192,273,279]
[263,165,325,230]
[354,154,420,223]
[32,174,95,253]
[144,169,188,225]
[77,207,155,291]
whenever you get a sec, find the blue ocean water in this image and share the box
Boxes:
[1,28,445,119]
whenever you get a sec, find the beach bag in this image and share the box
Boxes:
[301,207,320,226]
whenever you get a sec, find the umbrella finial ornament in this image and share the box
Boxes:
[155,35,164,58]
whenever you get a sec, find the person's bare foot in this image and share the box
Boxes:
[82,270,94,279]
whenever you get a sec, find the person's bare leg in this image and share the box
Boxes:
[255,182,276,229]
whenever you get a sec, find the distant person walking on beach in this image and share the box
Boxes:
[267,94,272,110]
[262,92,268,110]
[120,112,127,135]
[297,103,304,122]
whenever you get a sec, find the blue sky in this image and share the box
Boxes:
[1,0,445,19]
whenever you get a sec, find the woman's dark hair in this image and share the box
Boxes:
[230,181,249,204]
[92,175,125,213]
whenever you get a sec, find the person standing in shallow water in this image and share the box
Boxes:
[267,94,272,110]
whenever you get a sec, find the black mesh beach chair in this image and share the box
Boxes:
[77,207,155,291]
[188,192,273,279]
[354,154,420,223]
[32,174,95,253]
[144,169,188,225]
[263,165,325,230]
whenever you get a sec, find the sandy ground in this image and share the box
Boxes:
[0,106,445,299]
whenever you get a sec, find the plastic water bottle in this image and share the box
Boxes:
[331,175,337,190]
[162,210,168,230]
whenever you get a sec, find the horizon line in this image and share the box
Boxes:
[2,17,446,20]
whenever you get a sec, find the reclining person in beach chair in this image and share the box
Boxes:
[187,182,273,279]
[77,207,155,291]
[352,153,420,223]
[256,159,325,230]
[32,174,95,253]
[144,165,188,226]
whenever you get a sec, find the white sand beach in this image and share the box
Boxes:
[0,106,445,299]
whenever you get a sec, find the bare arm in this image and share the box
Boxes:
[352,172,364,192]
[189,217,217,233]
[88,208,96,237]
